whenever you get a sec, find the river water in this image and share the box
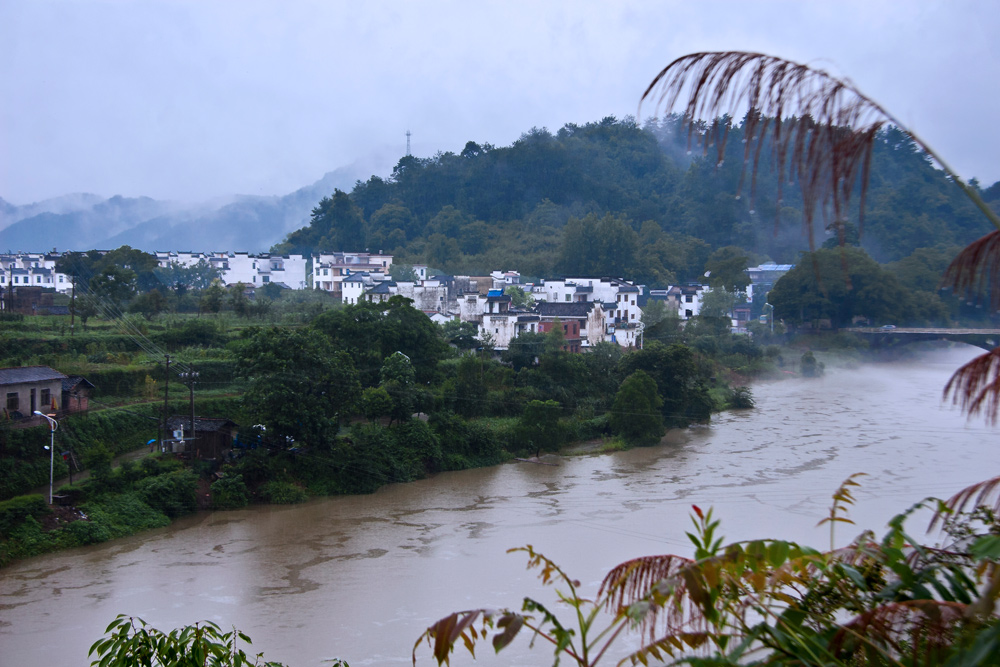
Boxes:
[2,346,998,666]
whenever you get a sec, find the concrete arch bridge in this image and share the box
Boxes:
[844,327,1000,351]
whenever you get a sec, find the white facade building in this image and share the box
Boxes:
[312,252,393,299]
[155,251,308,289]
[662,284,709,319]
[1,253,72,294]
[531,277,644,348]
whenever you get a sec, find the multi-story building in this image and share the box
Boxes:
[745,262,794,317]
[155,251,308,289]
[312,252,393,299]
[669,284,709,319]
[0,252,72,294]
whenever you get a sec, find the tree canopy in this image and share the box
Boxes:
[269,115,993,286]
[769,247,913,327]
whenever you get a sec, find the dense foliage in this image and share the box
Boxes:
[271,117,995,284]
[89,615,307,667]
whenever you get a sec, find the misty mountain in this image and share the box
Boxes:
[0,193,106,232]
[0,159,391,253]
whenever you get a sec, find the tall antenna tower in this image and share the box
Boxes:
[405,130,412,156]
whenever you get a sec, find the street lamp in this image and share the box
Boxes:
[33,411,58,504]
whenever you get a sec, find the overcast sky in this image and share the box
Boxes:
[2,0,998,205]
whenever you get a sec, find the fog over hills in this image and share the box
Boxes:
[0,157,393,253]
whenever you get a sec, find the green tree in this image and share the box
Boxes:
[318,189,367,251]
[389,264,419,282]
[128,288,168,320]
[558,213,639,277]
[89,614,299,666]
[619,342,712,427]
[517,399,563,453]
[501,332,547,371]
[99,246,161,292]
[228,283,250,318]
[233,327,361,446]
[769,247,912,328]
[312,296,447,385]
[459,220,490,255]
[89,264,138,310]
[199,283,225,316]
[380,351,417,424]
[642,301,682,343]
[71,292,100,329]
[367,203,417,252]
[506,285,534,309]
[697,287,737,320]
[704,245,751,294]
[439,320,479,350]
[610,370,664,445]
[154,260,222,294]
[441,354,499,418]
[360,386,393,422]
[427,205,470,237]
[425,233,461,271]
[281,189,366,254]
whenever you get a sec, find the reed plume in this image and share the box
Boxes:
[640,51,1000,421]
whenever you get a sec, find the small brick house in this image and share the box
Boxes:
[0,366,66,421]
[62,376,95,414]
[165,416,238,460]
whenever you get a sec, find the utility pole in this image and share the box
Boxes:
[180,366,199,456]
[406,130,411,156]
[162,355,170,452]
[69,275,76,336]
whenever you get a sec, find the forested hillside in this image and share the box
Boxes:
[275,115,999,285]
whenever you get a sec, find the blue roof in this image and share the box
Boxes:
[487,288,504,297]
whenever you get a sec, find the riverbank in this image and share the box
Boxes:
[4,335,926,568]
[0,399,731,567]
[3,346,992,667]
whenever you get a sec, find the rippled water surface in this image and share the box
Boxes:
[2,347,997,666]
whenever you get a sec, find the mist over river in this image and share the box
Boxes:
[2,345,997,666]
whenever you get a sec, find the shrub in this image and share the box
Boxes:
[135,470,198,518]
[81,492,171,537]
[574,413,611,441]
[728,386,755,409]
[63,516,112,545]
[258,481,307,504]
[211,474,249,510]
[801,351,825,377]
[0,494,50,536]
[1,515,52,561]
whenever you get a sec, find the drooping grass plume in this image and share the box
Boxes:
[640,51,1000,421]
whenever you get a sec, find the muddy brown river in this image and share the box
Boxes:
[2,346,997,666]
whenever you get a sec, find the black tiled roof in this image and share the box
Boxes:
[0,366,68,385]
[62,376,96,391]
[536,302,596,317]
[367,281,396,294]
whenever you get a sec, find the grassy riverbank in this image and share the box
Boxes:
[2,302,784,567]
